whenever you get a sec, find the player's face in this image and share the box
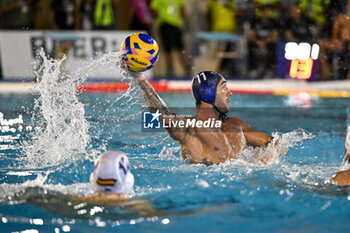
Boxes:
[214,79,231,114]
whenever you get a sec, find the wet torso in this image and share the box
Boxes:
[180,117,247,165]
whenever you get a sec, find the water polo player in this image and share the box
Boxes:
[126,69,285,165]
[332,125,350,186]
[67,151,157,216]
[69,150,134,201]
[89,150,134,196]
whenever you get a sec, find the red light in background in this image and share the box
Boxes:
[289,58,313,80]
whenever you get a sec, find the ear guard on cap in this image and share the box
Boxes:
[199,83,215,103]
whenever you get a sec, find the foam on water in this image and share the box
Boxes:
[0,50,143,206]
[20,50,131,170]
[238,128,315,165]
[157,128,315,167]
[153,128,324,194]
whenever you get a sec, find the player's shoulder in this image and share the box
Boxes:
[224,117,251,129]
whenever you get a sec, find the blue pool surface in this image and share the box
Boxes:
[1,90,350,233]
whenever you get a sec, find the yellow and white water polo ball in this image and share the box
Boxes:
[121,33,160,72]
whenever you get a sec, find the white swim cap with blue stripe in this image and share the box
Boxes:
[90,150,134,194]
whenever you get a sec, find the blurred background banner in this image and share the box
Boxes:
[0,30,152,80]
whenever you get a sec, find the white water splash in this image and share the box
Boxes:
[159,145,181,160]
[156,128,315,168]
[238,128,315,165]
[20,50,129,169]
[0,172,49,201]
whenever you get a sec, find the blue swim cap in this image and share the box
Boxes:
[192,71,224,105]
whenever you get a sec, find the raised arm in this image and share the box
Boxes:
[135,74,170,115]
[131,73,188,143]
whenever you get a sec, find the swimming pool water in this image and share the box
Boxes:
[1,89,350,233]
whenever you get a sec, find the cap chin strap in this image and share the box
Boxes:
[213,105,228,123]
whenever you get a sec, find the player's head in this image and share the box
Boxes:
[90,150,134,195]
[192,71,231,114]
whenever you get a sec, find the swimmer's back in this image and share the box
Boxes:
[68,193,159,216]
